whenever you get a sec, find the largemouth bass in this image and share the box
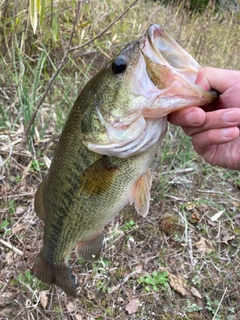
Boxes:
[31,24,217,297]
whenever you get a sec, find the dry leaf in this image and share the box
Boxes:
[210,210,224,221]
[232,201,240,208]
[186,203,196,210]
[193,237,215,255]
[66,302,77,313]
[40,290,49,310]
[16,206,27,215]
[168,274,187,296]
[222,235,235,244]
[75,315,82,320]
[191,286,202,299]
[12,222,29,234]
[189,211,200,223]
[5,251,14,264]
[0,292,14,304]
[43,155,51,169]
[125,298,140,314]
[135,264,143,273]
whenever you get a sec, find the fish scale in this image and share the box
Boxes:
[31,24,217,296]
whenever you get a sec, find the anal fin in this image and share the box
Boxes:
[130,169,152,217]
[76,232,103,261]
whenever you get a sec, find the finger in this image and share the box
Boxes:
[192,127,240,155]
[196,67,240,93]
[168,107,206,127]
[182,108,240,136]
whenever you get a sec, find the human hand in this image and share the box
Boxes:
[168,67,240,170]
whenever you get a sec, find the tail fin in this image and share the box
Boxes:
[31,251,76,297]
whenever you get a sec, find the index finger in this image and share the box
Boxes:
[196,67,240,93]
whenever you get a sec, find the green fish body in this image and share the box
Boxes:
[31,24,217,296]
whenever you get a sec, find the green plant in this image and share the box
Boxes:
[8,199,16,215]
[205,295,221,319]
[17,269,46,291]
[96,279,108,293]
[123,219,136,231]
[184,299,202,313]
[138,271,169,292]
[92,258,111,275]
[30,159,45,172]
[0,220,9,230]
[192,275,201,288]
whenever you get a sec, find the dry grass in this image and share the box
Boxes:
[1,0,240,319]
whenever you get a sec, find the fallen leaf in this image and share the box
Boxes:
[125,298,140,314]
[193,237,215,255]
[189,211,200,223]
[168,274,187,296]
[186,203,196,210]
[75,315,82,320]
[16,206,27,215]
[135,264,143,273]
[210,210,224,222]
[66,302,77,313]
[12,222,29,234]
[191,286,202,299]
[0,292,14,304]
[232,201,240,208]
[43,155,51,169]
[40,290,49,310]
[222,235,235,244]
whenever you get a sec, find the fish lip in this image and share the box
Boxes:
[145,24,165,47]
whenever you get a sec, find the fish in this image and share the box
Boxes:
[31,24,217,297]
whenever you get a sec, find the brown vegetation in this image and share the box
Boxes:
[0,0,240,319]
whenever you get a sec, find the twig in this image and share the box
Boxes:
[0,239,23,256]
[0,192,35,200]
[23,0,139,147]
[212,287,228,320]
[67,0,139,54]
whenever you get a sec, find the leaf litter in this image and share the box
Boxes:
[1,1,240,319]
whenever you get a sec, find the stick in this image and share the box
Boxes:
[0,239,23,256]
[212,287,228,320]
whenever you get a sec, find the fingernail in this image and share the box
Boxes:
[222,110,238,123]
[185,110,201,126]
[222,127,234,138]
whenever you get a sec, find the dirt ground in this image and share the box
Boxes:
[1,130,240,319]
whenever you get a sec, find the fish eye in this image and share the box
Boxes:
[112,57,127,75]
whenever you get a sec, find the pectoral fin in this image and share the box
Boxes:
[76,232,103,261]
[130,169,152,217]
[79,157,118,196]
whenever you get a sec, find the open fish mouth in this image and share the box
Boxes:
[143,24,200,82]
[140,24,218,118]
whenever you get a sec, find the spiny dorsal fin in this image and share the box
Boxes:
[129,169,152,217]
[75,232,103,261]
[34,179,46,221]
